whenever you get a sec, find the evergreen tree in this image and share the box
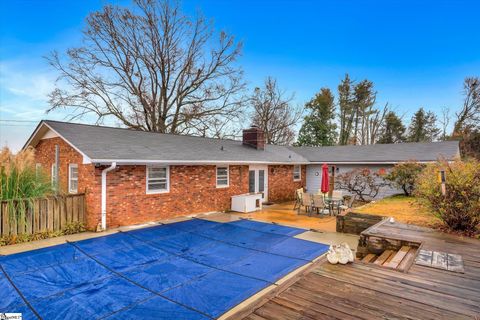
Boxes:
[297,88,337,146]
[338,74,355,145]
[407,108,440,142]
[378,111,406,144]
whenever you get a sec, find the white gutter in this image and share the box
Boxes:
[101,162,117,230]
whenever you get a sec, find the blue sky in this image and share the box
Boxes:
[1,0,479,151]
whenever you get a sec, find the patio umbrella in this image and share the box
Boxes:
[321,163,329,194]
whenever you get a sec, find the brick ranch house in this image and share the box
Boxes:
[24,120,460,230]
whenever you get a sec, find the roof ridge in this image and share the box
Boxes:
[289,140,459,150]
[43,119,244,143]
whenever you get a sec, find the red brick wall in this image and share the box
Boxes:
[34,137,306,229]
[34,137,100,229]
[268,165,306,202]
[100,165,249,227]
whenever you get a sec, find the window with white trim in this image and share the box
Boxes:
[293,165,301,181]
[69,164,78,194]
[216,166,229,188]
[35,163,42,177]
[51,164,57,186]
[147,166,169,193]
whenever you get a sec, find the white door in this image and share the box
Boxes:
[248,165,268,202]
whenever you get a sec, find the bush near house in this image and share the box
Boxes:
[0,147,52,229]
[416,159,480,233]
[0,147,52,200]
[336,168,387,202]
[384,161,425,196]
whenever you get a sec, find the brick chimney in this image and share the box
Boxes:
[242,126,265,150]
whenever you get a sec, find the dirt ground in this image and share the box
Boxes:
[354,195,441,228]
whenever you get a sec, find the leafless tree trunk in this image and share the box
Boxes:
[46,0,246,136]
[250,77,302,145]
[439,106,450,140]
[453,77,480,135]
[368,103,389,144]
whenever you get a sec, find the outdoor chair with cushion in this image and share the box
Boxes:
[331,190,343,199]
[293,188,304,210]
[299,192,312,215]
[338,195,356,213]
[312,194,329,215]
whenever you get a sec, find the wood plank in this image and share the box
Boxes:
[40,199,47,231]
[432,251,448,270]
[373,250,393,265]
[397,248,417,272]
[416,249,433,266]
[53,199,60,231]
[313,267,480,315]
[362,253,376,263]
[297,273,462,320]
[26,205,33,235]
[447,254,465,273]
[60,197,66,230]
[72,195,79,222]
[66,196,73,224]
[79,195,86,223]
[385,246,410,269]
[33,200,40,233]
[17,203,25,235]
[47,198,54,231]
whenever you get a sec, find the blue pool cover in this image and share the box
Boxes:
[0,219,328,319]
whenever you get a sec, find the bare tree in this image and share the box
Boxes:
[366,103,389,144]
[46,0,246,136]
[453,77,480,135]
[250,77,302,145]
[439,106,450,141]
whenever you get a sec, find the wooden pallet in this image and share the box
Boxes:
[360,246,417,271]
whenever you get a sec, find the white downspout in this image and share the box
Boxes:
[101,162,117,230]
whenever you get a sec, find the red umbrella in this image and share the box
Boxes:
[321,163,329,194]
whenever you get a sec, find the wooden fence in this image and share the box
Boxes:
[0,194,86,237]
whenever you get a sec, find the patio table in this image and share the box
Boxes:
[323,197,343,215]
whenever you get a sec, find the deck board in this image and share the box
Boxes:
[236,221,480,320]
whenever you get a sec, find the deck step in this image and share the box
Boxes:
[374,250,394,265]
[397,248,417,271]
[362,253,377,263]
[384,246,410,269]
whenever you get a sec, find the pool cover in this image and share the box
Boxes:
[0,219,328,319]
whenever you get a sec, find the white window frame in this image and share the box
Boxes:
[146,166,170,194]
[51,163,57,185]
[293,165,301,181]
[216,165,229,188]
[68,164,78,194]
[35,163,42,177]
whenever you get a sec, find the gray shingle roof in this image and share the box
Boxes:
[42,120,308,164]
[30,120,459,164]
[289,141,460,163]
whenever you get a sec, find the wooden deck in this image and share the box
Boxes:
[235,222,480,320]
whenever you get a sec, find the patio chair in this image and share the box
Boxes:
[312,194,329,215]
[338,195,356,213]
[293,188,304,210]
[331,190,343,199]
[299,192,312,215]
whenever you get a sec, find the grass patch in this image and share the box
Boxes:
[354,194,441,228]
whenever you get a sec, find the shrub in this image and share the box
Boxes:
[0,222,86,246]
[384,161,425,196]
[336,168,387,202]
[415,159,480,233]
[0,147,52,226]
